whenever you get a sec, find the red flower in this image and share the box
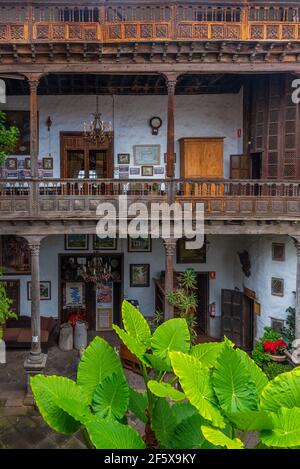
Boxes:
[263,339,286,355]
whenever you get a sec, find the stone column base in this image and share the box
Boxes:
[23,353,47,406]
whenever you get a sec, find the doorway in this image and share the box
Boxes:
[60,132,113,179]
[251,152,262,179]
[196,273,209,335]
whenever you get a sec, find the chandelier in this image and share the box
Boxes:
[83,96,113,144]
[80,255,112,284]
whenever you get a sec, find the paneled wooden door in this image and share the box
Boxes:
[221,289,254,351]
[60,132,113,179]
[180,137,224,179]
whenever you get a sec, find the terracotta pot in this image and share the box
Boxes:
[268,353,287,363]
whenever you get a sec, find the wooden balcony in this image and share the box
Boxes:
[1,2,300,44]
[1,178,300,220]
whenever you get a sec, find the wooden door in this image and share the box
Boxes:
[230,154,249,179]
[180,138,224,179]
[221,289,253,351]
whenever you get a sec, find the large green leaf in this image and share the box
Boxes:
[201,425,244,449]
[128,387,148,424]
[92,371,129,420]
[235,347,268,395]
[169,352,225,428]
[213,344,258,413]
[227,410,274,431]
[113,325,147,364]
[260,368,300,412]
[86,418,146,449]
[122,300,151,348]
[260,407,300,448]
[151,398,177,448]
[30,375,91,435]
[143,353,171,372]
[172,402,198,425]
[77,336,124,402]
[191,342,225,368]
[148,380,185,401]
[151,318,190,368]
[171,414,205,449]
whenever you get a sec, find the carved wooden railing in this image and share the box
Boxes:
[1,178,300,219]
[1,3,300,43]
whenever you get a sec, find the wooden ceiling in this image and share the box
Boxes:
[4,73,245,95]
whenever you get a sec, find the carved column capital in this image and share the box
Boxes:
[166,79,177,95]
[163,238,177,256]
[24,235,45,255]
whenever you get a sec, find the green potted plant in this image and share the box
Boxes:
[263,338,287,363]
[166,268,198,342]
[0,273,17,364]
[0,111,20,166]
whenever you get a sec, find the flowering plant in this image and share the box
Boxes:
[263,339,287,355]
[68,310,86,328]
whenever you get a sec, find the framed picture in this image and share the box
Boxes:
[5,158,17,170]
[130,167,140,176]
[133,145,160,165]
[6,171,18,178]
[65,282,84,306]
[96,307,113,331]
[119,165,129,172]
[154,166,165,175]
[130,264,150,287]
[43,170,53,178]
[119,172,129,179]
[141,165,153,177]
[128,236,152,252]
[42,157,53,170]
[1,235,31,274]
[5,111,34,155]
[65,234,89,251]
[27,281,51,301]
[25,157,31,169]
[93,235,117,250]
[17,159,25,169]
[176,237,206,264]
[117,153,130,164]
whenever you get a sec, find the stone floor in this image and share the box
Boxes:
[0,332,145,449]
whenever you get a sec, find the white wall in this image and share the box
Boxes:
[1,92,243,178]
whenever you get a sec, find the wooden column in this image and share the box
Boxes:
[163,238,177,320]
[293,236,300,339]
[24,235,47,403]
[165,75,177,179]
[27,74,41,178]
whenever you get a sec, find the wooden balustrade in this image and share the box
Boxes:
[1,178,300,219]
[1,3,300,43]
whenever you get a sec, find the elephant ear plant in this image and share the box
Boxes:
[31,300,300,449]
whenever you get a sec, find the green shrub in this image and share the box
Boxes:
[262,362,293,380]
[0,111,20,164]
[31,300,300,449]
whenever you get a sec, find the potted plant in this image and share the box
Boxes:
[263,338,287,362]
[0,275,17,364]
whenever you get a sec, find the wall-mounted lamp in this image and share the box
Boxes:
[46,116,52,132]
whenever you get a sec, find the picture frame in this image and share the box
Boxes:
[5,158,17,170]
[141,165,153,177]
[130,264,150,287]
[128,236,152,252]
[1,235,31,274]
[65,282,84,306]
[27,281,51,301]
[118,165,129,172]
[42,157,53,170]
[24,157,31,169]
[129,167,140,176]
[96,307,113,331]
[117,153,130,165]
[154,166,165,175]
[133,145,160,165]
[65,234,89,251]
[176,237,207,264]
[93,235,117,251]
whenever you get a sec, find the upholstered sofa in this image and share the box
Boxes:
[3,316,57,350]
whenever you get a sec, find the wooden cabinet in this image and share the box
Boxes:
[179,137,224,179]
[230,154,250,179]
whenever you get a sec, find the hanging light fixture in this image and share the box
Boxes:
[83,96,113,144]
[79,255,112,284]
